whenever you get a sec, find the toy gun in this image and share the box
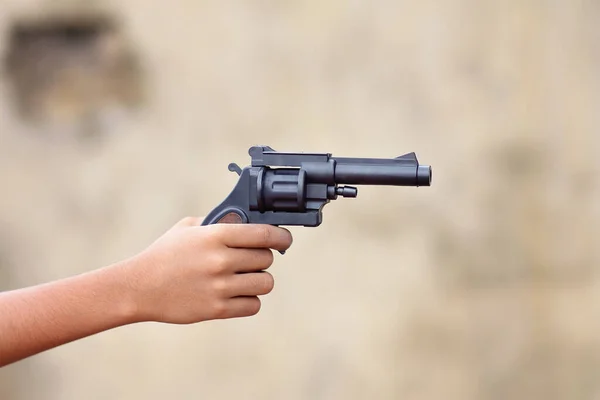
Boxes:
[202,146,432,231]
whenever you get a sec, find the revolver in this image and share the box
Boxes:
[202,146,432,230]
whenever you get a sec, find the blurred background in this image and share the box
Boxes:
[0,0,599,399]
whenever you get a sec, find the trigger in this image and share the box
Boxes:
[228,163,242,176]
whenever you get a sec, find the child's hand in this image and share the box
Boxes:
[125,217,293,324]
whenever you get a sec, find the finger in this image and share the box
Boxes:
[223,248,274,273]
[174,216,204,228]
[214,224,293,251]
[219,296,262,319]
[225,271,275,297]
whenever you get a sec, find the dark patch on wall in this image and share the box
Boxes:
[2,11,145,141]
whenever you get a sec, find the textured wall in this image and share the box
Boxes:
[1,1,599,399]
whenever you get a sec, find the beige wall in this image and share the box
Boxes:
[0,1,599,399]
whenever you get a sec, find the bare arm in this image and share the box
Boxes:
[0,261,140,366]
[0,217,293,367]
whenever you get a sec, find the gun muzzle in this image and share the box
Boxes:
[332,154,432,187]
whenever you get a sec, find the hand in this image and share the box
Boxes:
[124,217,293,324]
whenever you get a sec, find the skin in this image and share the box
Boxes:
[0,216,293,368]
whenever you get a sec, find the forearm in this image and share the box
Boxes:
[0,260,140,367]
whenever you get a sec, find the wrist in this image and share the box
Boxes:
[95,259,145,326]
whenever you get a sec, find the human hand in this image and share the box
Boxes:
[122,217,293,324]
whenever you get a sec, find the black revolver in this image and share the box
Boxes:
[202,146,431,228]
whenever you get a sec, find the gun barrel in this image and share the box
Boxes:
[333,157,432,186]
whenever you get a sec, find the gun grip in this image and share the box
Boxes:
[202,207,248,226]
[215,212,244,224]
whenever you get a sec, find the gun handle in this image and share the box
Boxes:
[215,212,244,224]
[202,207,248,226]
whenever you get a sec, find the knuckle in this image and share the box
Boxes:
[176,216,200,229]
[212,300,228,319]
[208,253,229,275]
[252,249,273,269]
[181,216,196,225]
[202,223,225,239]
[251,272,274,294]
[212,278,228,296]
[258,225,272,246]
[203,225,223,242]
